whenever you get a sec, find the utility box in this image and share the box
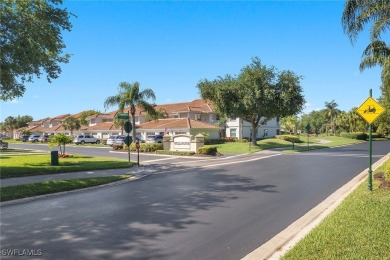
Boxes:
[51,151,59,166]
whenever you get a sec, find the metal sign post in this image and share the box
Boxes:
[356,89,386,191]
[136,141,140,166]
[122,112,133,164]
[305,123,311,150]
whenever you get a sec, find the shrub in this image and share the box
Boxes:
[276,135,300,143]
[125,143,163,152]
[112,145,124,150]
[155,150,195,156]
[340,132,368,140]
[384,162,390,183]
[205,138,225,145]
[101,139,107,145]
[224,137,237,142]
[236,138,248,143]
[371,133,383,139]
[198,146,218,155]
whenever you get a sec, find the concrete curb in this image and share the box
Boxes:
[242,152,390,260]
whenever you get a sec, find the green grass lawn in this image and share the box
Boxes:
[0,175,131,202]
[0,151,134,178]
[282,158,390,260]
[205,136,364,154]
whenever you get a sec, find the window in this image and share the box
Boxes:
[195,114,201,121]
[230,128,237,137]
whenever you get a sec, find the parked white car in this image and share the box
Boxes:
[28,134,41,142]
[107,135,125,146]
[73,135,100,145]
[146,135,163,143]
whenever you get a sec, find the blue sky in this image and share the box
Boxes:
[1,0,383,122]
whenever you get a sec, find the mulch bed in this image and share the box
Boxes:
[373,172,390,189]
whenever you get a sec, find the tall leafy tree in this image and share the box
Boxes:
[79,110,99,126]
[62,116,81,136]
[198,57,305,145]
[104,82,157,141]
[3,116,17,135]
[342,0,390,103]
[280,115,299,134]
[0,0,74,101]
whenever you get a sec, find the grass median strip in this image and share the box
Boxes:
[0,175,132,202]
[205,136,363,154]
[281,158,390,259]
[1,154,134,178]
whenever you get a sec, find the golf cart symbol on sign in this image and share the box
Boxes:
[357,97,385,124]
[363,105,376,113]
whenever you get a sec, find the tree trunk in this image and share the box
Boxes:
[251,121,258,145]
[131,113,136,142]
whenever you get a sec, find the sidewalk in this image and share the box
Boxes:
[0,166,146,187]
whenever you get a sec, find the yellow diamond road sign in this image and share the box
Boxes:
[356,97,386,124]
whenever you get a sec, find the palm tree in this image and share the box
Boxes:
[215,115,228,138]
[4,116,17,137]
[145,108,167,121]
[62,116,81,136]
[342,0,390,102]
[104,81,157,141]
[325,100,339,135]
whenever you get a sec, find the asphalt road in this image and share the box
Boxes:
[1,141,389,259]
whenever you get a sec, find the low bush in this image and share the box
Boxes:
[371,133,383,139]
[384,162,390,182]
[112,145,124,150]
[340,132,368,140]
[101,139,107,145]
[155,150,195,156]
[198,146,218,155]
[205,139,225,145]
[236,138,249,143]
[276,135,300,143]
[224,137,237,142]
[124,143,163,152]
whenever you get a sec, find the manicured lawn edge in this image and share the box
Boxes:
[280,154,390,259]
[1,154,135,179]
[0,175,133,202]
[243,152,390,260]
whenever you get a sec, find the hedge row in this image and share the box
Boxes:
[197,146,218,155]
[204,138,248,145]
[340,132,368,140]
[113,143,163,152]
[275,135,300,143]
[155,150,195,156]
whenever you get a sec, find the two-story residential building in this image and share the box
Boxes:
[225,117,281,140]
[13,98,281,140]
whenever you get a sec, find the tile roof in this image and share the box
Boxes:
[106,99,215,117]
[138,118,218,130]
[85,113,112,120]
[82,122,122,131]
[49,114,71,122]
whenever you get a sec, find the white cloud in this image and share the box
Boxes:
[8,100,22,104]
